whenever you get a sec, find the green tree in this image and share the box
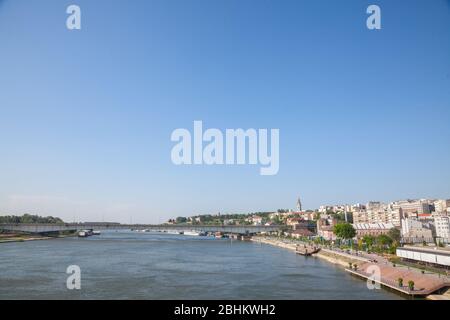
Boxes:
[175,217,187,224]
[0,214,63,224]
[272,215,283,224]
[377,234,393,247]
[333,223,356,240]
[362,235,375,247]
[387,228,401,244]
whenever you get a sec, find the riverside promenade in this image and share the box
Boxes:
[252,237,298,252]
[347,261,450,296]
[252,237,371,267]
[252,236,450,298]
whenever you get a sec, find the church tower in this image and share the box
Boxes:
[296,197,302,212]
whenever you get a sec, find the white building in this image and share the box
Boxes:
[401,218,433,242]
[353,207,401,227]
[251,215,263,225]
[396,246,450,267]
[366,201,385,211]
[434,216,450,239]
[318,204,348,213]
[223,219,234,225]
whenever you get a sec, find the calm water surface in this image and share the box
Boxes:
[0,231,402,299]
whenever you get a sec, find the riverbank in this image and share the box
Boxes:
[252,237,298,252]
[251,236,450,300]
[0,233,76,244]
[252,236,370,268]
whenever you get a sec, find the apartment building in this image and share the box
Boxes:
[434,199,450,214]
[434,216,450,239]
[353,207,402,227]
[401,218,433,242]
[391,199,431,217]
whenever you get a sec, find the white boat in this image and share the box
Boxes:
[78,231,88,237]
[92,230,101,235]
[184,231,201,236]
[79,229,93,237]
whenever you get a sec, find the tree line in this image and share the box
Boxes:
[0,214,64,224]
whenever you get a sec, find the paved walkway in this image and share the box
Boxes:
[350,262,450,295]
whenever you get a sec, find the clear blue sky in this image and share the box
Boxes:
[1,0,449,223]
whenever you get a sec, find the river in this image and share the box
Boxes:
[0,231,402,299]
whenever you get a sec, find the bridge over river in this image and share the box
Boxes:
[0,223,285,235]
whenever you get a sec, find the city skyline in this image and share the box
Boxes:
[1,0,450,223]
[2,195,450,224]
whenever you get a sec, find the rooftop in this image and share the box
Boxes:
[352,223,395,230]
[401,245,450,257]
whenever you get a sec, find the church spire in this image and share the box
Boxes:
[296,197,302,212]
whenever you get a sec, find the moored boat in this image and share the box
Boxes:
[78,231,88,237]
[184,231,201,236]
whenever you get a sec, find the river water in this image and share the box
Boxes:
[0,231,401,299]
